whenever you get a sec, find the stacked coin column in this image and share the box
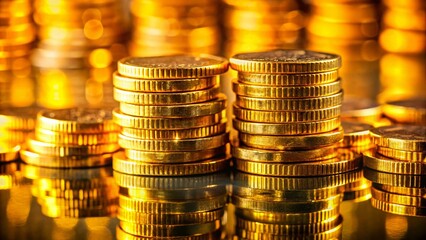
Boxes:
[229,49,363,239]
[112,55,231,238]
[364,126,426,217]
[129,0,221,56]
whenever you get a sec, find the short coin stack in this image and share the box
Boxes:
[229,49,363,239]
[20,108,120,168]
[112,55,231,238]
[364,125,426,217]
[382,99,426,125]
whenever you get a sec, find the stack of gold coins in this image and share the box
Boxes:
[114,171,228,239]
[0,107,39,145]
[307,0,381,100]
[22,164,118,218]
[222,0,304,57]
[382,99,426,126]
[129,0,221,56]
[229,49,364,238]
[112,55,230,238]
[20,108,120,168]
[364,125,426,217]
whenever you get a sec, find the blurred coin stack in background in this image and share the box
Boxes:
[31,0,129,109]
[341,97,383,127]
[112,55,231,238]
[229,49,363,239]
[0,161,20,190]
[379,0,426,102]
[0,0,35,107]
[307,0,381,101]
[364,125,426,217]
[129,0,221,56]
[20,108,120,168]
[382,99,426,126]
[0,107,39,146]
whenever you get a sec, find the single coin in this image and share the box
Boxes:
[20,149,112,168]
[364,151,426,175]
[0,144,20,162]
[236,91,343,111]
[115,226,221,240]
[113,71,219,92]
[233,79,341,98]
[121,121,227,140]
[371,198,426,217]
[239,128,343,150]
[234,149,362,176]
[377,146,426,162]
[342,97,381,124]
[35,128,119,145]
[231,144,337,163]
[113,152,230,176]
[230,49,341,73]
[118,132,228,151]
[119,95,226,117]
[0,107,40,130]
[237,71,339,86]
[117,54,228,79]
[37,108,119,133]
[370,125,426,151]
[372,183,426,197]
[233,118,340,135]
[113,86,219,105]
[233,104,341,123]
[340,121,373,147]
[383,99,426,124]
[125,146,227,163]
[371,187,425,207]
[364,168,426,188]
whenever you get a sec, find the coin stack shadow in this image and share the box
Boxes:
[111,55,231,238]
[229,49,364,239]
[364,125,426,217]
[129,0,221,56]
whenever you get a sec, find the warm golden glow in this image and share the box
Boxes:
[84,19,104,40]
[385,215,408,239]
[89,49,113,68]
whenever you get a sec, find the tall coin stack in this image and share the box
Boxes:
[129,0,221,56]
[364,125,426,217]
[229,49,363,239]
[112,55,231,238]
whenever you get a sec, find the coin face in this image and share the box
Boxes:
[40,108,112,123]
[231,50,340,63]
[120,55,228,69]
[371,125,426,141]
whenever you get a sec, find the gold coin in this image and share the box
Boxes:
[233,79,341,98]
[33,187,116,200]
[41,204,117,218]
[125,145,227,163]
[341,97,381,125]
[342,187,372,203]
[340,121,373,147]
[35,128,119,145]
[364,151,426,175]
[113,71,219,92]
[372,187,425,207]
[20,149,112,168]
[31,178,115,190]
[382,99,426,124]
[239,128,343,150]
[0,144,20,162]
[237,71,339,86]
[0,107,40,130]
[117,54,228,79]
[0,129,31,144]
[377,146,426,162]
[373,183,426,197]
[231,144,337,163]
[371,198,426,217]
[122,185,226,200]
[37,108,119,133]
[236,91,343,111]
[230,49,341,73]
[233,118,340,135]
[38,195,116,209]
[364,168,426,188]
[116,226,221,240]
[370,125,426,151]
[113,86,219,105]
[118,132,228,151]
[119,94,226,117]
[113,152,230,176]
[233,104,341,123]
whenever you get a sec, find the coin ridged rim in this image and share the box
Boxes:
[113,86,219,105]
[238,128,343,150]
[118,194,226,213]
[363,168,426,188]
[112,108,225,129]
[118,208,224,225]
[364,151,426,175]
[113,71,219,92]
[371,187,425,207]
[342,187,372,202]
[41,205,117,218]
[233,104,341,123]
[34,128,119,145]
[113,152,231,176]
[233,79,342,98]
[117,54,229,79]
[37,195,117,209]
[372,183,426,197]
[237,71,339,86]
[0,144,20,162]
[118,132,229,151]
[236,91,343,111]
[231,144,337,163]
[122,185,226,200]
[33,187,116,200]
[121,121,227,140]
[115,226,220,240]
[340,121,373,147]
[377,146,426,162]
[371,198,426,217]
[119,95,227,117]
[0,107,38,130]
[382,99,426,124]
[370,126,426,151]
[233,117,340,135]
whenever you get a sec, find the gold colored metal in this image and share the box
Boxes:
[0,144,20,162]
[0,107,39,130]
[340,121,373,147]
[373,183,426,197]
[370,125,426,151]
[371,198,426,217]
[371,187,425,207]
[364,151,426,175]
[364,168,426,188]
[238,71,339,86]
[377,146,426,162]
[35,128,119,145]
[382,99,426,124]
